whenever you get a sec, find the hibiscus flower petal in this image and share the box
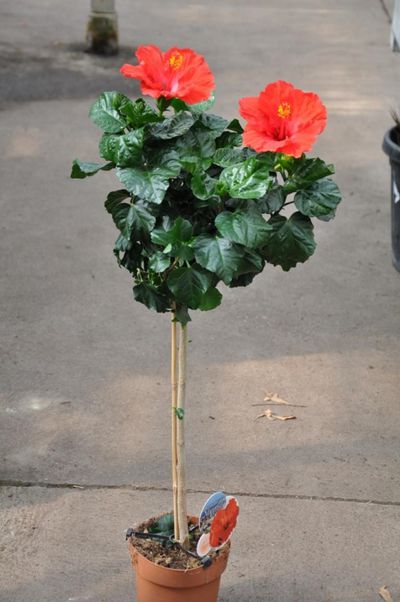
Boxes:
[121,44,214,104]
[239,81,327,157]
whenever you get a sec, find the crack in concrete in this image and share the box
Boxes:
[379,0,392,23]
[1,479,400,508]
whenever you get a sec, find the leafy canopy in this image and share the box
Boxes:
[71,91,341,324]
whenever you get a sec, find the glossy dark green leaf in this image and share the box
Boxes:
[175,129,216,171]
[105,189,130,213]
[193,235,244,284]
[89,91,128,133]
[167,266,212,308]
[119,97,159,128]
[99,129,144,166]
[213,147,246,168]
[263,212,316,271]
[71,160,113,179]
[234,248,265,275]
[215,208,272,249]
[188,92,215,113]
[116,161,180,204]
[149,251,170,273]
[229,272,257,288]
[198,113,228,137]
[257,186,286,214]
[216,130,242,148]
[174,306,192,325]
[174,407,185,420]
[124,203,156,239]
[148,513,175,536]
[198,287,222,311]
[294,178,341,220]
[133,283,170,313]
[220,157,273,199]
[151,217,193,247]
[190,171,219,201]
[284,157,335,193]
[226,118,244,133]
[149,112,195,139]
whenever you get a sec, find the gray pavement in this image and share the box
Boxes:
[1,1,400,601]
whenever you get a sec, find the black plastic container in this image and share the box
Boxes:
[382,126,400,272]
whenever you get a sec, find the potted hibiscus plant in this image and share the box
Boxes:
[71,44,341,602]
[382,111,400,272]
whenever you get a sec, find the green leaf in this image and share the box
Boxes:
[149,251,170,273]
[105,189,130,213]
[124,203,156,239]
[116,163,180,204]
[234,248,264,275]
[71,159,113,179]
[133,283,170,313]
[219,157,273,199]
[119,98,159,128]
[198,287,222,311]
[213,147,246,168]
[215,208,272,249]
[216,130,242,148]
[170,98,188,112]
[174,407,185,420]
[294,179,341,221]
[149,112,195,139]
[189,92,215,113]
[263,212,316,271]
[194,235,244,284]
[151,217,193,247]
[198,113,228,137]
[229,272,257,288]
[284,157,335,193]
[89,92,128,133]
[148,513,175,537]
[99,129,144,166]
[226,118,244,133]
[257,186,286,214]
[174,306,192,325]
[191,171,219,201]
[167,266,212,308]
[175,129,216,171]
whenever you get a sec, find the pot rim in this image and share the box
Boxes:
[383,126,400,162]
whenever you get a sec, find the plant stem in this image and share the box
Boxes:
[176,322,189,548]
[171,313,179,541]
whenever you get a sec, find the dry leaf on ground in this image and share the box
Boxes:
[264,392,290,405]
[257,409,296,421]
[379,586,395,602]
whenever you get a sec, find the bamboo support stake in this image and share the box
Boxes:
[171,314,179,541]
[176,322,189,547]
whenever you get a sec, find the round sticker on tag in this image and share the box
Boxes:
[196,532,211,557]
[199,491,226,533]
[208,496,239,550]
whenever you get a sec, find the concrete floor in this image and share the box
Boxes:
[0,1,400,600]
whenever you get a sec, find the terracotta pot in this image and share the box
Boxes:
[127,516,230,602]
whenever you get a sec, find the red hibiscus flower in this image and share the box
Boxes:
[120,45,214,105]
[239,80,327,157]
[209,498,239,548]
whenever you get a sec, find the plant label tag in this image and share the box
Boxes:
[197,493,240,557]
[199,491,226,533]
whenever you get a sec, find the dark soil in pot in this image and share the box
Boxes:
[128,513,228,570]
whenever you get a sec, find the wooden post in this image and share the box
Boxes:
[175,323,189,547]
[171,314,179,541]
[87,0,118,55]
